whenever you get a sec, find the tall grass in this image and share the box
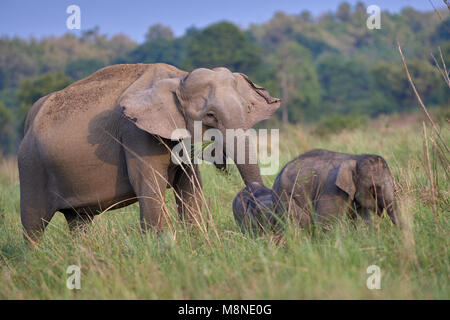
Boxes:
[0,113,448,299]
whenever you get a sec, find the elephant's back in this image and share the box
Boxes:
[32,64,148,131]
[31,63,187,133]
[278,149,358,193]
[278,158,319,193]
[277,151,340,191]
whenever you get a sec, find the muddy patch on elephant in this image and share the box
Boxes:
[40,64,149,126]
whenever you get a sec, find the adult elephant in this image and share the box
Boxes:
[18,63,280,241]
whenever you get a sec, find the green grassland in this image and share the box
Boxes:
[0,112,448,299]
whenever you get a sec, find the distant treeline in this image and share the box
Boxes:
[0,2,449,153]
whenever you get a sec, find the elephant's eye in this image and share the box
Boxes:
[206,111,217,121]
[204,111,218,126]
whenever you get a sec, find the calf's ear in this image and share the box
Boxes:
[335,159,357,200]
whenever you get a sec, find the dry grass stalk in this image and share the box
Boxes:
[422,123,439,231]
[398,42,449,227]
[430,46,450,88]
[397,42,449,155]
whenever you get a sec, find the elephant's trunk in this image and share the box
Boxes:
[386,201,403,227]
[235,162,263,185]
[377,178,403,227]
[381,188,403,227]
[224,130,264,185]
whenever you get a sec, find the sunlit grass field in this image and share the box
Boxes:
[0,112,448,299]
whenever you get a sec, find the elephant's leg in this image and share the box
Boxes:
[122,129,171,232]
[290,200,312,228]
[19,163,55,243]
[126,159,169,232]
[21,203,55,244]
[137,185,167,232]
[314,195,348,229]
[274,191,311,228]
[173,164,203,226]
[61,209,95,233]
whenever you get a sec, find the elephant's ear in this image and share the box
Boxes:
[234,73,281,129]
[335,159,357,200]
[119,78,189,140]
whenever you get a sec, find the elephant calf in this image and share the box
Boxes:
[232,182,280,234]
[233,149,401,233]
[273,149,401,228]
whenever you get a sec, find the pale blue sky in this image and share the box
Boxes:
[0,0,446,42]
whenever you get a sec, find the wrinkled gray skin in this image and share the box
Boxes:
[232,182,280,235]
[273,149,401,228]
[18,63,280,242]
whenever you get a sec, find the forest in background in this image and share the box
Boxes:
[0,1,449,154]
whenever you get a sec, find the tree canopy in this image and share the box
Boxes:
[183,22,262,74]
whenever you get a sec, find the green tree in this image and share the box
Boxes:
[145,24,174,42]
[336,2,351,22]
[431,17,450,44]
[16,72,73,135]
[183,22,262,74]
[270,41,321,123]
[0,37,37,89]
[119,36,190,68]
[117,27,198,68]
[352,1,366,23]
[107,34,137,61]
[299,10,313,23]
[371,60,445,112]
[79,26,107,45]
[316,53,373,115]
[65,58,105,80]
